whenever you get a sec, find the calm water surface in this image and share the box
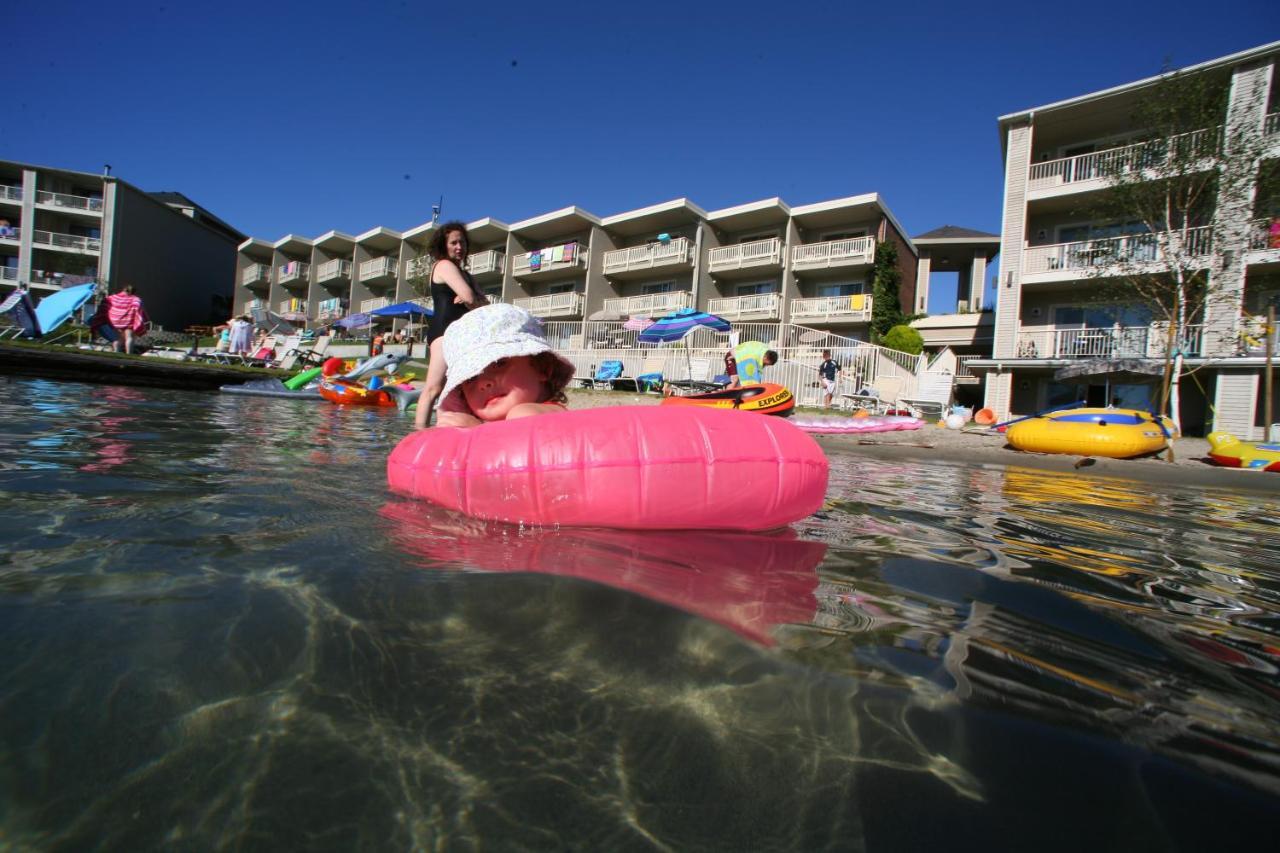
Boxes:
[1,377,1279,850]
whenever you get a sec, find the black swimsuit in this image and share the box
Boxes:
[427,264,476,344]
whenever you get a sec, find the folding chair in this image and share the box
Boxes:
[585,360,624,390]
[841,375,906,415]
[901,372,954,421]
[283,334,331,368]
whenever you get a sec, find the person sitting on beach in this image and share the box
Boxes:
[434,304,574,429]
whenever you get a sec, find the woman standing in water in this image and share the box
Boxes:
[413,221,488,428]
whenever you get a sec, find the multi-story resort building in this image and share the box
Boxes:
[976,40,1280,438]
[0,160,242,331]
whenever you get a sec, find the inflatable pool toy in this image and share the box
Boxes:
[660,383,794,416]
[789,415,924,434]
[318,376,415,408]
[974,408,997,425]
[1206,432,1280,471]
[220,378,322,399]
[944,413,966,430]
[284,367,323,390]
[387,406,828,530]
[1006,408,1174,458]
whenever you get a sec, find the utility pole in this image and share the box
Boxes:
[431,196,443,226]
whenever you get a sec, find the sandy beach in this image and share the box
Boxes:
[564,388,1280,494]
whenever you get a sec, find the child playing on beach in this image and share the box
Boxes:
[432,303,575,429]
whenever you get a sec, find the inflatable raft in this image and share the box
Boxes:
[660,382,795,416]
[1206,432,1280,471]
[1006,408,1174,458]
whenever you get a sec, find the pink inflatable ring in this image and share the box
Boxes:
[387,406,829,530]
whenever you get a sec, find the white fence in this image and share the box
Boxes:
[708,293,781,320]
[602,238,692,275]
[602,291,691,316]
[1015,324,1206,359]
[708,237,782,271]
[790,236,875,270]
[513,291,585,317]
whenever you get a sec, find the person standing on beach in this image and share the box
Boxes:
[103,285,148,354]
[818,349,841,408]
[413,221,488,428]
[228,315,253,356]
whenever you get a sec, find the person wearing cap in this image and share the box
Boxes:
[433,304,576,428]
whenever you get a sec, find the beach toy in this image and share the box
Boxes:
[387,406,829,530]
[1006,408,1173,458]
[284,367,323,390]
[322,356,345,376]
[974,408,996,425]
[790,415,924,434]
[944,413,966,430]
[1206,432,1280,471]
[660,382,794,416]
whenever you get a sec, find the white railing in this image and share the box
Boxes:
[790,236,875,270]
[360,296,391,313]
[468,249,505,277]
[602,238,692,275]
[278,262,310,284]
[0,267,16,282]
[315,258,352,281]
[31,230,100,252]
[1028,126,1220,192]
[602,291,692,316]
[404,256,430,279]
[513,291,585,317]
[244,299,267,313]
[1248,218,1279,251]
[1023,226,1214,276]
[708,293,782,319]
[36,190,104,212]
[955,355,982,380]
[1266,112,1279,136]
[788,294,873,322]
[708,237,781,272]
[0,227,19,242]
[1015,324,1205,359]
[241,263,270,286]
[359,256,397,280]
[512,242,586,276]
[0,185,21,202]
[316,303,346,321]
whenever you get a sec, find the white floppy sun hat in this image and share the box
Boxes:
[438,304,575,411]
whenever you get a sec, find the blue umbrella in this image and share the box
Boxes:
[370,301,433,320]
[335,312,373,329]
[637,308,731,383]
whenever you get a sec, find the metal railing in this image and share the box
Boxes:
[1014,324,1205,359]
[31,229,101,252]
[602,238,692,275]
[360,296,391,313]
[0,267,15,282]
[278,299,307,315]
[790,236,875,270]
[512,243,586,276]
[0,227,20,242]
[0,185,21,202]
[513,291,585,317]
[708,292,781,319]
[602,291,691,316]
[789,294,873,322]
[467,249,505,277]
[278,262,310,284]
[241,263,270,286]
[955,355,983,380]
[315,259,352,281]
[243,299,267,313]
[359,256,397,280]
[1028,126,1220,192]
[708,237,781,272]
[1023,226,1214,275]
[36,190,104,212]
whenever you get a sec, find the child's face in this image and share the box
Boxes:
[461,356,548,421]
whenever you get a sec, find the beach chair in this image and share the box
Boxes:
[284,334,331,368]
[901,371,954,421]
[841,375,906,415]
[666,356,725,394]
[585,359,624,390]
[615,350,668,392]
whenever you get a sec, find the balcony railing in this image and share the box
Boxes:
[1014,324,1205,359]
[244,298,267,313]
[790,236,875,271]
[467,249,505,278]
[1023,226,1214,276]
[404,256,430,280]
[359,256,397,281]
[0,267,16,282]
[0,185,21,203]
[1028,126,1220,193]
[1266,112,1279,137]
[241,263,270,286]
[278,298,308,315]
[315,258,352,282]
[708,293,781,320]
[0,227,19,242]
[602,291,692,316]
[31,230,100,252]
[31,270,95,288]
[955,355,983,382]
[36,190,104,212]
[708,237,782,272]
[512,291,585,317]
[316,303,346,321]
[1248,218,1280,251]
[512,243,586,276]
[360,296,391,313]
[278,262,309,284]
[788,294,873,322]
[602,238,692,276]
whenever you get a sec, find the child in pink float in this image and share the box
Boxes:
[432,304,575,429]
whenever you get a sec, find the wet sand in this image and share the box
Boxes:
[564,389,1280,494]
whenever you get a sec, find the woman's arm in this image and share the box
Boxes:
[432,260,485,308]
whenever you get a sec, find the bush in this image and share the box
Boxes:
[881,324,923,355]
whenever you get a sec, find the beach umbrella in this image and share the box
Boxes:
[638,308,732,381]
[336,312,373,329]
[369,301,433,320]
[623,315,655,332]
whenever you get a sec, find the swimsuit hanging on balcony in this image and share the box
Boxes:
[551,245,564,263]
[849,294,865,311]
[563,242,575,263]
[529,251,542,271]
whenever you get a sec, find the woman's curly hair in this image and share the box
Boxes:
[429,221,470,262]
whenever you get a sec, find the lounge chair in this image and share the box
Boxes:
[283,334,331,368]
[582,359,624,390]
[901,371,954,420]
[613,351,668,392]
[841,375,907,415]
[665,356,726,394]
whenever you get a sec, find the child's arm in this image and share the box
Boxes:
[506,403,566,420]
[436,410,484,428]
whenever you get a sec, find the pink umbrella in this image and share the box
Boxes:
[623,315,654,331]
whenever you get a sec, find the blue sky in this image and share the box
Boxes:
[7,1,1277,311]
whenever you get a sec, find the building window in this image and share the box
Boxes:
[736,282,775,296]
[817,282,864,298]
[641,281,673,294]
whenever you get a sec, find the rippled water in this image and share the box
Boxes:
[2,376,1279,850]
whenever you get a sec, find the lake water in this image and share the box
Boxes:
[2,377,1279,850]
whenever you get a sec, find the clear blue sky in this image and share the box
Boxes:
[7,0,1277,311]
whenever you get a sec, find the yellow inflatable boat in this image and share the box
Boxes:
[1206,432,1280,472]
[1006,408,1174,458]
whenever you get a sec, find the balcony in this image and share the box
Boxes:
[241,263,270,287]
[316,302,346,321]
[708,293,781,321]
[0,267,16,282]
[36,190,104,214]
[0,226,19,243]
[244,298,267,313]
[404,256,430,280]
[315,258,352,283]
[467,249,505,279]
[1014,324,1205,360]
[359,256,398,284]
[602,238,692,279]
[513,291,585,318]
[278,298,308,320]
[30,270,95,288]
[955,355,983,384]
[1027,127,1219,199]
[1022,226,1213,284]
[1267,112,1279,137]
[512,242,586,278]
[788,294,873,323]
[790,236,875,272]
[31,229,100,253]
[360,296,391,313]
[278,262,310,287]
[708,238,782,276]
[602,291,691,317]
[0,185,21,204]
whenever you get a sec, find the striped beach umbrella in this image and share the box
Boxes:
[637,308,731,344]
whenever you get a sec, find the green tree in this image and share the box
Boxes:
[870,240,905,341]
[881,324,923,355]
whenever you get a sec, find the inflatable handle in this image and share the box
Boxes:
[387,406,829,530]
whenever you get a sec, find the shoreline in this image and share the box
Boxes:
[564,389,1280,494]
